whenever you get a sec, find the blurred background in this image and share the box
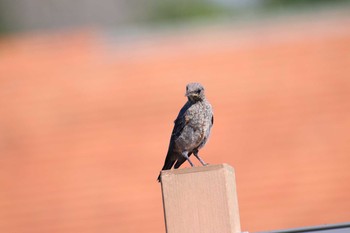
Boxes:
[1,0,350,232]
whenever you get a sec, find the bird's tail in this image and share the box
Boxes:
[157,152,176,182]
[157,174,162,182]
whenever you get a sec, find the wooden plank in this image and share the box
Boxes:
[160,164,241,233]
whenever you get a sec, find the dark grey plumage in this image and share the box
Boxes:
[157,82,214,182]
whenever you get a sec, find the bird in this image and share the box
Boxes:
[157,82,214,182]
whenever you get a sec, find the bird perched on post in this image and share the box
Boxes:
[157,82,214,182]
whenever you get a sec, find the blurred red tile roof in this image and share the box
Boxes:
[0,14,350,233]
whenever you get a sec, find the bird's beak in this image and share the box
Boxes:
[185,91,200,98]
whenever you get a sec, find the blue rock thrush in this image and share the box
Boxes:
[158,82,214,182]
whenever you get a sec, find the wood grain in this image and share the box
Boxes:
[161,164,241,233]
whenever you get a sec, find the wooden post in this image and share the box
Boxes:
[160,164,241,233]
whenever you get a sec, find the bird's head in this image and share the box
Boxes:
[185,82,205,102]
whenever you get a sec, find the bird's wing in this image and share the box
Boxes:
[161,102,191,172]
[171,101,191,139]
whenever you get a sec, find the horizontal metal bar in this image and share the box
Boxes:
[257,222,350,233]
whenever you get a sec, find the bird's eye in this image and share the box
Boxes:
[196,89,201,94]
